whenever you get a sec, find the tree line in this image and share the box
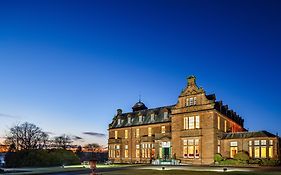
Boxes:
[3,122,103,168]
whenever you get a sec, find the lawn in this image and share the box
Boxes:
[101,169,281,175]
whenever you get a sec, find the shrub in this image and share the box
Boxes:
[219,159,244,166]
[233,151,250,162]
[214,153,223,163]
[260,159,280,166]
[5,149,80,168]
[248,158,261,165]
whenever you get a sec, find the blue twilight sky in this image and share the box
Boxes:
[0,0,281,146]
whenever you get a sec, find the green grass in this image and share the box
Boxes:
[101,169,281,175]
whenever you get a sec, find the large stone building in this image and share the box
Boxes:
[108,76,280,165]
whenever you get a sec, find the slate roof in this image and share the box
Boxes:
[221,131,277,139]
[214,101,244,127]
[109,105,174,129]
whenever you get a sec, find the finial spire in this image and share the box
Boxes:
[138,93,142,102]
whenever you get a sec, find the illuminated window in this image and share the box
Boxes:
[184,117,188,130]
[218,116,221,130]
[188,140,194,158]
[269,140,273,145]
[224,120,227,132]
[249,141,252,157]
[230,141,238,158]
[114,131,118,139]
[183,139,200,159]
[136,144,140,158]
[195,139,199,158]
[159,146,162,159]
[183,140,188,158]
[269,146,273,158]
[115,145,120,158]
[148,127,152,137]
[161,126,166,134]
[195,116,200,129]
[189,116,195,129]
[254,146,260,158]
[125,145,128,158]
[261,146,266,158]
[125,130,128,139]
[136,128,140,138]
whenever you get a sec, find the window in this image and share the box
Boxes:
[115,145,120,158]
[189,98,194,106]
[218,140,221,153]
[183,139,200,159]
[184,117,188,130]
[218,116,221,130]
[249,141,252,157]
[260,140,266,158]
[254,146,260,158]
[148,127,152,137]
[136,144,140,158]
[164,112,168,120]
[184,116,200,130]
[161,126,166,134]
[194,97,197,105]
[114,131,118,139]
[128,116,131,124]
[136,128,139,138]
[139,115,142,123]
[183,140,188,158]
[188,116,195,129]
[254,140,260,158]
[125,145,128,158]
[125,130,128,139]
[151,114,155,122]
[224,120,227,132]
[230,141,238,158]
[269,140,273,158]
[195,116,200,128]
[186,98,189,106]
[118,119,121,125]
[261,146,266,158]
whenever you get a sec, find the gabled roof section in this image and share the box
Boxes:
[214,101,244,127]
[221,131,277,139]
[109,105,174,129]
[179,75,205,97]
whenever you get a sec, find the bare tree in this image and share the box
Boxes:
[54,134,72,149]
[85,143,101,152]
[5,122,49,150]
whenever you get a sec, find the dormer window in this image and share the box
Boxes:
[118,118,121,125]
[151,113,155,122]
[139,115,143,123]
[164,112,168,120]
[128,116,131,124]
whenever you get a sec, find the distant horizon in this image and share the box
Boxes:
[1,0,281,146]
